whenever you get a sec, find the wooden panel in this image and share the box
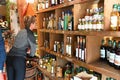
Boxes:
[104,0,120,30]
[74,0,100,30]
[0,5,6,16]
[86,36,102,63]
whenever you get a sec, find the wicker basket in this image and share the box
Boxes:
[25,65,37,78]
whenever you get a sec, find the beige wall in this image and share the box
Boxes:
[0,5,6,16]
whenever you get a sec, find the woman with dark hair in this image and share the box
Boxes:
[6,15,36,80]
[0,28,6,80]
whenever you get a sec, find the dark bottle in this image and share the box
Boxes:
[109,40,116,67]
[76,36,80,59]
[114,41,120,69]
[106,39,112,62]
[81,36,86,61]
[100,39,106,60]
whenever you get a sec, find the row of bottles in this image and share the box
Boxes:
[53,41,64,54]
[110,4,120,31]
[100,37,120,69]
[42,10,74,30]
[39,54,74,79]
[37,0,73,10]
[78,6,104,31]
[75,36,86,62]
[66,36,72,57]
[39,54,56,76]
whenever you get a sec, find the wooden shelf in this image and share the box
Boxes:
[37,66,57,80]
[36,0,90,13]
[89,61,120,80]
[36,0,120,80]
[39,47,120,79]
[39,29,120,37]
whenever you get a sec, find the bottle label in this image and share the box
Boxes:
[114,55,120,66]
[78,25,81,30]
[109,52,115,63]
[68,46,72,56]
[66,45,69,54]
[76,48,79,58]
[110,16,118,28]
[79,48,82,59]
[106,50,110,60]
[100,49,105,58]
[81,50,85,61]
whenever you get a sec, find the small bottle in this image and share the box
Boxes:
[54,41,57,52]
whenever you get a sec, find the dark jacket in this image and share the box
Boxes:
[0,28,6,70]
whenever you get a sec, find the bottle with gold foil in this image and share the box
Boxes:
[118,4,120,31]
[110,4,119,31]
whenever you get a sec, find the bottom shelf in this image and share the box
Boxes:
[89,60,120,80]
[37,66,64,80]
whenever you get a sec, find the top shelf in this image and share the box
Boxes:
[36,0,97,13]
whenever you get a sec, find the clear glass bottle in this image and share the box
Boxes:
[110,4,119,31]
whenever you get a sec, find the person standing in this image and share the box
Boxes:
[0,28,6,80]
[6,15,36,80]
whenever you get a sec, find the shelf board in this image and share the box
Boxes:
[73,59,120,79]
[37,66,56,80]
[39,29,120,37]
[89,60,120,80]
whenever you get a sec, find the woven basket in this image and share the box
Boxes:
[25,65,37,78]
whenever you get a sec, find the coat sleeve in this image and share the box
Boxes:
[0,29,6,70]
[28,38,36,57]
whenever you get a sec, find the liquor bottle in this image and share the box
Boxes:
[118,4,120,31]
[81,36,86,61]
[76,36,80,59]
[64,11,68,30]
[54,41,57,52]
[106,39,112,62]
[60,41,64,54]
[68,37,72,57]
[61,11,64,30]
[100,39,106,60]
[78,19,82,30]
[51,0,55,6]
[85,9,90,22]
[109,40,116,67]
[57,41,60,53]
[58,17,62,30]
[79,36,82,60]
[114,41,120,69]
[45,0,49,8]
[81,18,85,30]
[66,37,69,56]
[68,11,74,31]
[110,4,119,31]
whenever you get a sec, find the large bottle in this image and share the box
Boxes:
[109,40,116,67]
[106,39,112,62]
[100,39,106,60]
[118,4,120,31]
[114,41,120,69]
[110,4,119,31]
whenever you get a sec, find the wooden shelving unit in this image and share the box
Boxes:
[36,0,120,80]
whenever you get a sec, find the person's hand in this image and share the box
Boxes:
[0,73,4,80]
[27,48,30,54]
